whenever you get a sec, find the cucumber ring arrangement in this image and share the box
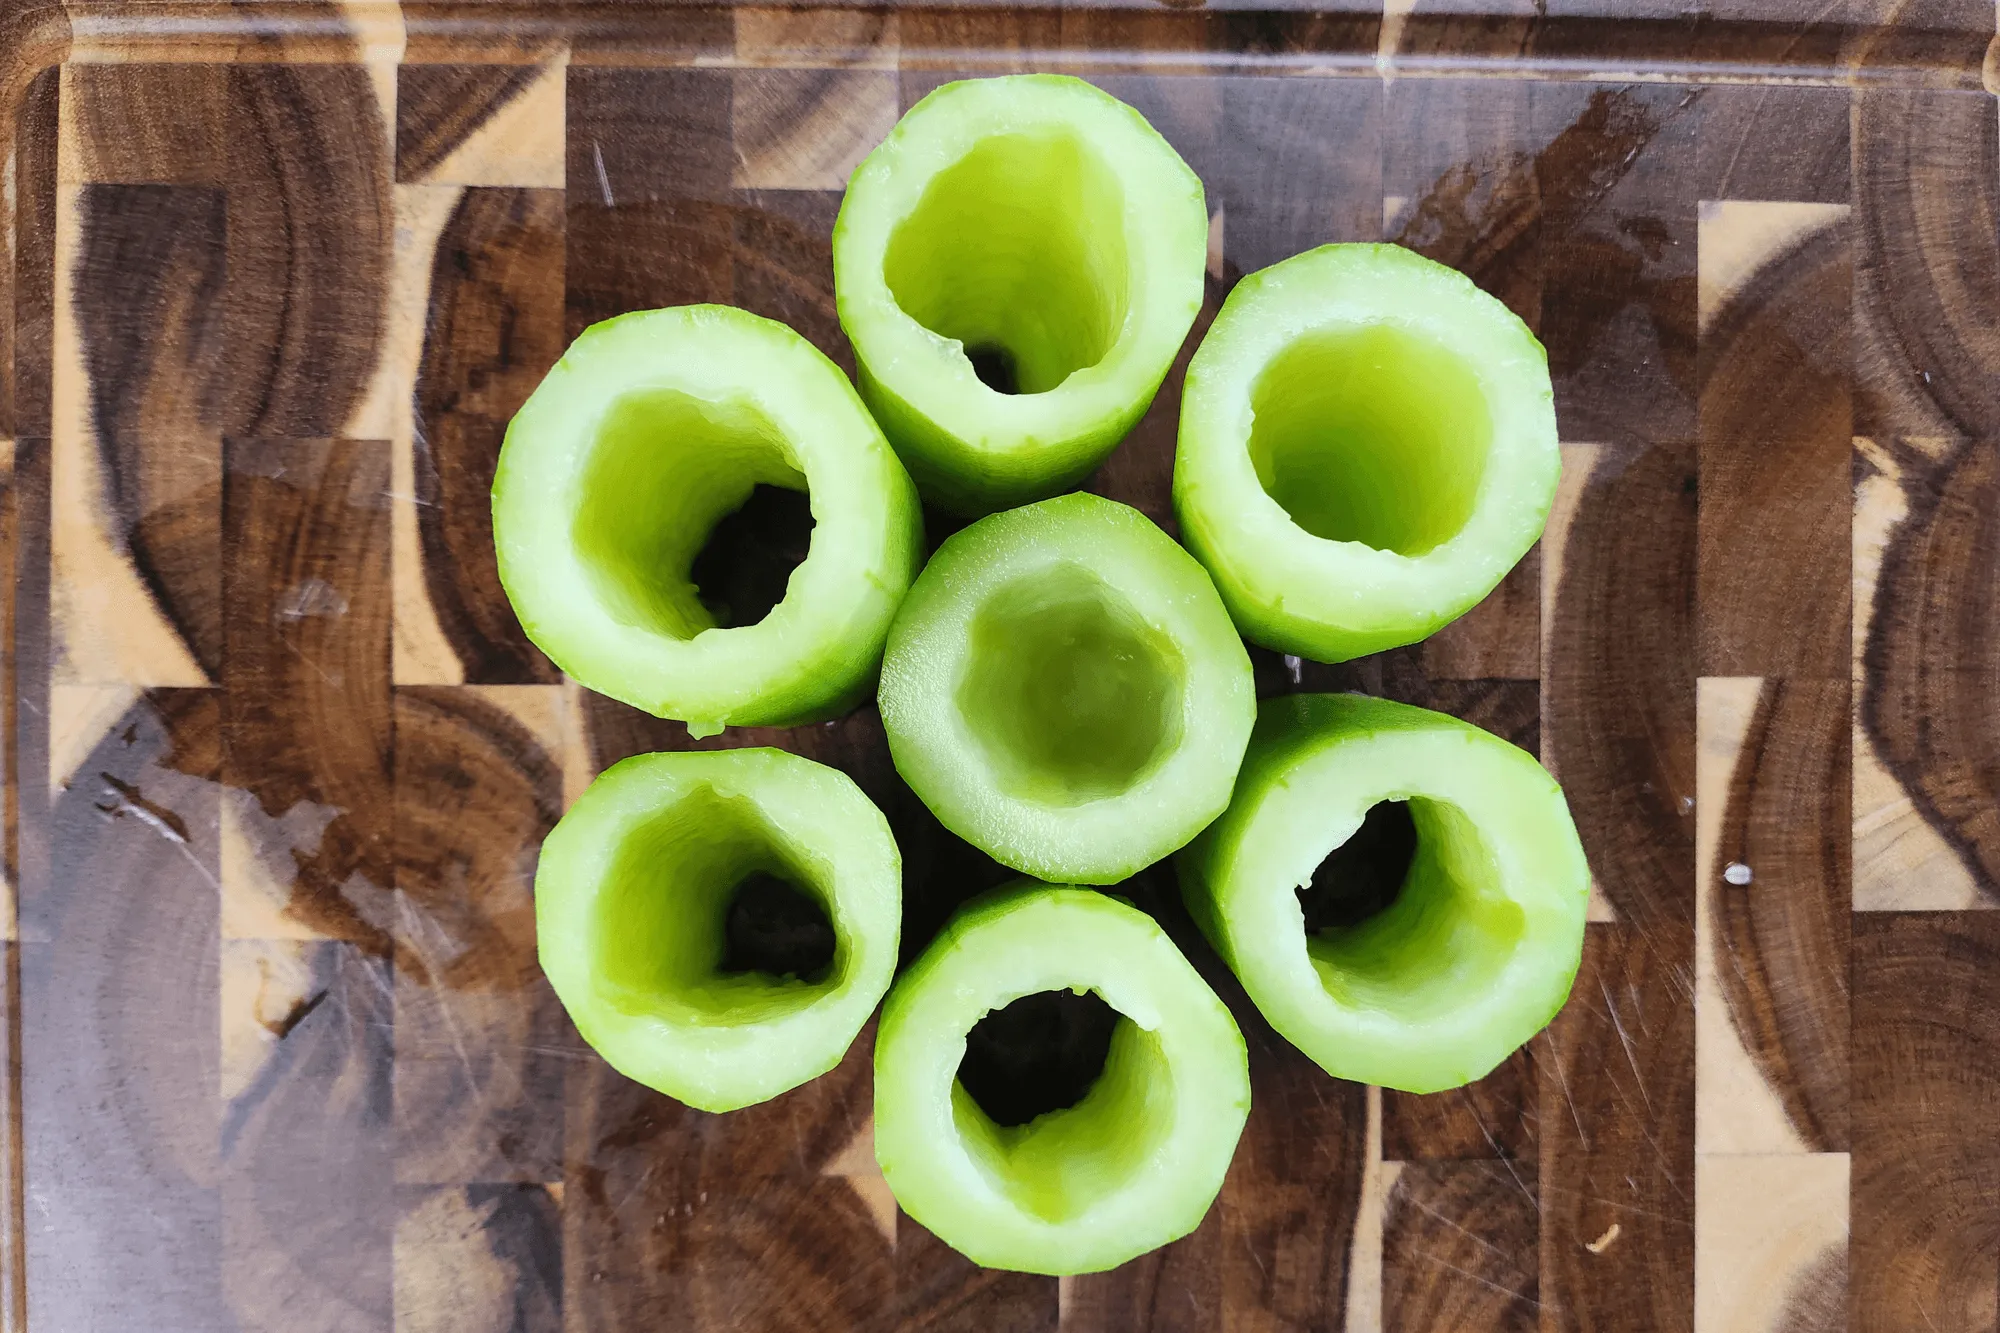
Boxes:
[500,73,1585,1275]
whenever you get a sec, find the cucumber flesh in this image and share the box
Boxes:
[1175,244,1558,662]
[536,748,901,1112]
[874,884,1249,1274]
[494,305,923,737]
[878,493,1255,884]
[1177,693,1588,1093]
[835,75,1208,516]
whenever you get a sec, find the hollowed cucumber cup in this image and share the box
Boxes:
[834,75,1208,515]
[1178,693,1588,1093]
[494,305,923,738]
[537,748,900,1112]
[878,493,1255,884]
[1175,244,1558,662]
[874,884,1249,1275]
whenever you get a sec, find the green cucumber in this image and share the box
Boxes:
[1175,244,1558,662]
[834,75,1207,516]
[878,493,1254,885]
[874,884,1249,1275]
[1178,693,1587,1093]
[536,748,900,1112]
[494,305,923,738]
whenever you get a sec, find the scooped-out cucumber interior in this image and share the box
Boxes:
[1298,796,1528,1023]
[595,783,846,1025]
[956,564,1187,806]
[573,387,813,639]
[883,128,1130,396]
[951,988,1174,1224]
[1248,325,1491,557]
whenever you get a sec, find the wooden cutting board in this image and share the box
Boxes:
[0,1,1995,1328]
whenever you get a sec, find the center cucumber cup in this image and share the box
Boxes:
[1178,693,1589,1093]
[494,305,922,738]
[874,884,1249,1274]
[877,493,1255,885]
[834,75,1208,515]
[1175,244,1558,662]
[537,748,901,1112]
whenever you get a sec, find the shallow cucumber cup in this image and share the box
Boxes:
[1175,244,1558,662]
[1178,694,1588,1093]
[875,884,1249,1275]
[878,493,1255,884]
[494,305,923,738]
[834,75,1208,516]
[537,748,900,1112]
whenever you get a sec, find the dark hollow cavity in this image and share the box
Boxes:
[720,872,835,981]
[957,989,1120,1128]
[1298,800,1418,933]
[690,484,815,629]
[966,344,1021,395]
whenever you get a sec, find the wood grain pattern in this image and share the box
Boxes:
[392,686,570,1187]
[221,439,394,949]
[1693,1154,1846,1333]
[1382,1046,1538,1166]
[1696,203,1850,681]
[1539,923,1695,1333]
[1382,1161,1539,1333]
[1851,913,2000,1333]
[394,1183,563,1332]
[410,186,564,686]
[1850,88,2000,441]
[1531,84,1698,447]
[1855,436,2000,907]
[22,690,223,1330]
[72,183,225,679]
[562,1031,890,1331]
[1543,439,1698,932]
[1063,1209,1223,1333]
[396,64,547,184]
[1694,85,1848,206]
[1698,679,1849,1156]
[62,65,392,437]
[221,939,396,1331]
[896,1216,1056,1333]
[1221,1009,1369,1332]
[6,4,1997,1328]
[11,67,58,442]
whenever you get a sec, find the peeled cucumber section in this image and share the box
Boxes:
[1177,694,1588,1093]
[493,305,923,737]
[537,748,901,1112]
[1175,244,1558,662]
[874,884,1248,1274]
[834,75,1208,516]
[878,493,1254,884]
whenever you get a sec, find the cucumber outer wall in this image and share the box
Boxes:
[878,493,1255,884]
[536,748,901,1113]
[493,305,924,737]
[834,74,1207,517]
[1174,243,1559,662]
[874,884,1249,1274]
[1177,693,1589,1093]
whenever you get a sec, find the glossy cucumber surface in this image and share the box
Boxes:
[835,75,1207,516]
[494,305,922,737]
[537,748,901,1113]
[1179,693,1588,1093]
[1176,243,1558,662]
[874,884,1248,1274]
[878,493,1254,884]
